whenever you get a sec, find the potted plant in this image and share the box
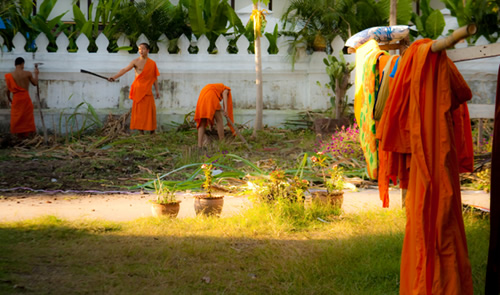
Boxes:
[310,152,344,209]
[194,163,224,216]
[150,176,181,218]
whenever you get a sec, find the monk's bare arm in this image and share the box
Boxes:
[154,80,160,99]
[29,68,39,86]
[108,59,136,82]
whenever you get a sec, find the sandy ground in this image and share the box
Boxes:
[0,189,491,222]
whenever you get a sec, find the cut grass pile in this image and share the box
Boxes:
[0,206,489,294]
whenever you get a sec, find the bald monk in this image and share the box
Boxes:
[5,57,38,138]
[108,43,160,134]
[194,83,235,148]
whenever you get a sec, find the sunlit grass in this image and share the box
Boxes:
[0,207,489,294]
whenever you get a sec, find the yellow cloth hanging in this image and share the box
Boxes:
[250,9,268,37]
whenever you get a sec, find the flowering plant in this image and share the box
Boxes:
[317,124,364,162]
[325,165,344,193]
[290,176,309,201]
[201,163,213,197]
[311,151,329,184]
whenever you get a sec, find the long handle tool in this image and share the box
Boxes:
[80,69,119,82]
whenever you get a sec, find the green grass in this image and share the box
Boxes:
[0,208,489,294]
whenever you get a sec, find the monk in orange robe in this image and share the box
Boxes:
[109,43,160,134]
[380,39,474,294]
[5,57,38,138]
[194,83,235,147]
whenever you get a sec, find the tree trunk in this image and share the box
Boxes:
[334,72,349,119]
[252,2,263,137]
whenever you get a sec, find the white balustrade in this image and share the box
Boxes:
[35,33,49,53]
[177,34,190,54]
[96,33,109,54]
[197,35,210,55]
[12,33,26,54]
[56,33,70,53]
[75,34,90,54]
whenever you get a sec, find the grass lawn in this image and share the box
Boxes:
[0,205,489,294]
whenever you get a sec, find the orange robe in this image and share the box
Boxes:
[380,39,473,294]
[4,73,36,134]
[129,58,159,131]
[194,83,235,133]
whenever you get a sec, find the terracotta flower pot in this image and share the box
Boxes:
[311,190,344,209]
[151,201,181,218]
[194,194,224,217]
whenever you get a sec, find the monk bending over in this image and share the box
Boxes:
[109,43,160,134]
[5,57,38,138]
[194,83,235,147]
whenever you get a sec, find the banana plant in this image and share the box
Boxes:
[70,0,130,52]
[411,0,445,39]
[182,0,245,53]
[11,0,68,52]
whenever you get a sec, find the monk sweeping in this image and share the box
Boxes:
[4,57,38,138]
[194,83,235,148]
[108,43,160,134]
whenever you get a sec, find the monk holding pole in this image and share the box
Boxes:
[108,43,160,134]
[4,57,38,138]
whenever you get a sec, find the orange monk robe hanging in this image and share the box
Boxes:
[4,73,36,134]
[129,58,159,131]
[380,39,474,294]
[194,83,235,134]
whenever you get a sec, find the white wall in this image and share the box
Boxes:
[1,28,498,134]
[0,31,348,132]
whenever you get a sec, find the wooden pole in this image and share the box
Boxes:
[390,0,397,26]
[431,24,477,53]
[252,2,264,137]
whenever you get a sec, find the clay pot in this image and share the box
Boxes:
[311,190,344,209]
[151,201,181,218]
[194,194,224,217]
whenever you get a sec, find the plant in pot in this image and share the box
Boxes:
[194,163,224,217]
[310,152,345,209]
[150,176,181,218]
[315,51,355,135]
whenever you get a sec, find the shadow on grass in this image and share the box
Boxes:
[0,213,489,295]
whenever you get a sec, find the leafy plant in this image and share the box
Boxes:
[264,24,280,54]
[182,0,245,53]
[69,0,129,52]
[411,0,445,39]
[441,0,500,43]
[8,0,68,52]
[321,51,355,119]
[59,97,103,142]
[152,175,178,204]
[325,165,345,193]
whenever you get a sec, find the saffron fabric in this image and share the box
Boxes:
[194,83,235,134]
[380,39,473,294]
[4,73,36,134]
[129,58,159,131]
[354,39,388,179]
